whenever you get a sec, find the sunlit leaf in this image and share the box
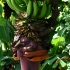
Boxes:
[67,62,70,70]
[0,61,6,66]
[59,59,66,67]
[52,61,59,68]
[51,37,65,47]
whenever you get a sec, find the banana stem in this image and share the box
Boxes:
[20,57,29,70]
[29,61,40,70]
[17,50,40,70]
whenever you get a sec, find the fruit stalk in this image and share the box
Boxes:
[20,57,29,70]
[17,49,40,70]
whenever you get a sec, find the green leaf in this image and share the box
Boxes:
[0,61,6,66]
[40,60,48,70]
[47,55,56,60]
[15,64,21,70]
[40,63,56,70]
[6,21,15,42]
[52,61,59,68]
[47,55,58,65]
[0,56,5,61]
[0,18,15,43]
[0,46,3,56]
[51,37,65,47]
[7,21,15,32]
[1,56,12,61]
[0,21,14,43]
[58,27,67,36]
[40,55,56,70]
[0,17,6,26]
[0,26,8,42]
[59,59,66,67]
[67,62,70,70]
[40,64,50,70]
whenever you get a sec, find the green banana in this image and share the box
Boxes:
[22,0,29,5]
[6,0,15,10]
[27,0,33,17]
[16,0,25,5]
[38,1,47,19]
[32,1,39,17]
[45,5,51,18]
[11,0,26,12]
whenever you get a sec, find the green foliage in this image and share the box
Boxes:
[40,1,70,70]
[0,18,15,44]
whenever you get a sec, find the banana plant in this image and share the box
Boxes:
[0,0,70,70]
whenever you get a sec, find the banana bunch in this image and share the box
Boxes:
[6,0,27,12]
[26,0,52,19]
[6,0,51,19]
